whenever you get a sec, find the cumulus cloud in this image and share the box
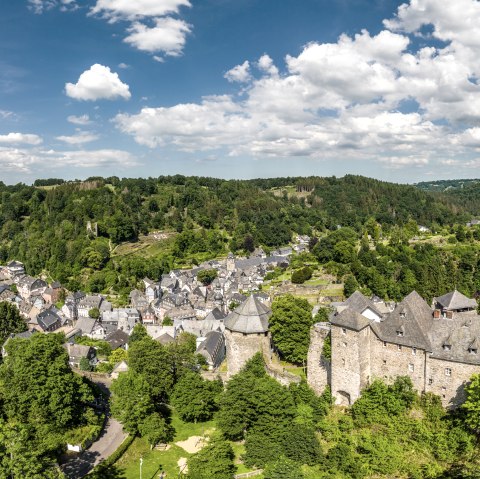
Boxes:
[114,0,480,174]
[0,146,138,174]
[65,64,131,101]
[67,114,92,125]
[0,133,43,145]
[89,0,192,58]
[124,17,191,56]
[28,0,77,14]
[225,61,251,83]
[56,130,100,145]
[90,0,191,21]
[57,149,138,167]
[257,55,279,77]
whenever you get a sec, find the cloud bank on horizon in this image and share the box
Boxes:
[3,0,480,181]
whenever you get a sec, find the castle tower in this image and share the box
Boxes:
[307,323,331,395]
[226,253,236,272]
[224,295,271,377]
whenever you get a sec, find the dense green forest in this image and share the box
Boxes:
[106,351,480,479]
[415,178,480,192]
[0,175,477,299]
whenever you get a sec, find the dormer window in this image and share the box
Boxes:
[469,348,478,354]
[396,330,404,337]
[443,344,451,351]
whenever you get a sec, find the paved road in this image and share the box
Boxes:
[61,417,128,479]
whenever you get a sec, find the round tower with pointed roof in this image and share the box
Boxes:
[224,295,271,377]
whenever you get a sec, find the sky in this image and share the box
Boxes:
[2,0,480,184]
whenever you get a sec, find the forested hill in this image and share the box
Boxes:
[415,178,480,192]
[0,174,474,294]
[415,178,480,214]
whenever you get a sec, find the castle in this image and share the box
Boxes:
[308,290,480,408]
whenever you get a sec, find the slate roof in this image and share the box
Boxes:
[224,295,270,333]
[75,317,98,335]
[330,308,370,331]
[196,330,225,366]
[65,343,93,359]
[372,291,433,351]
[235,257,264,270]
[427,312,480,365]
[37,308,62,331]
[155,332,175,345]
[343,291,383,318]
[105,329,129,349]
[435,290,477,311]
[204,307,227,321]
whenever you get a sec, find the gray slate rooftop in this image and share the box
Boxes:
[224,295,271,333]
[435,290,477,311]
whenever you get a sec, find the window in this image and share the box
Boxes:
[408,363,414,372]
[428,378,433,385]
[342,328,347,335]
[412,347,417,355]
[383,341,387,347]
[342,358,346,366]
[383,359,387,365]
[343,341,347,348]
[445,368,452,377]
[397,344,402,351]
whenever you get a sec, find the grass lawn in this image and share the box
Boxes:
[114,413,259,478]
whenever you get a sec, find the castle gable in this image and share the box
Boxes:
[435,290,477,312]
[428,312,480,365]
[344,291,383,321]
[330,307,370,331]
[373,292,432,351]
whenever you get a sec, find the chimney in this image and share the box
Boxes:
[433,309,441,319]
[446,311,453,319]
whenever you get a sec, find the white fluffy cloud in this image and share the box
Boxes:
[0,133,43,145]
[0,146,138,173]
[67,114,92,125]
[65,64,131,101]
[90,0,191,21]
[224,61,251,83]
[114,1,480,173]
[90,0,192,58]
[28,0,77,14]
[124,17,191,56]
[56,130,100,145]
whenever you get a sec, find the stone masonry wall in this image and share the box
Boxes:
[225,329,271,378]
[307,323,331,395]
[330,325,365,405]
[370,337,427,394]
[426,357,480,408]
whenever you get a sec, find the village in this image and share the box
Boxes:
[0,236,311,375]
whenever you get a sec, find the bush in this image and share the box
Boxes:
[291,266,313,284]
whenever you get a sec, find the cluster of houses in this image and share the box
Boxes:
[0,239,308,374]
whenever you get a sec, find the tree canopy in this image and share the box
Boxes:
[269,295,314,364]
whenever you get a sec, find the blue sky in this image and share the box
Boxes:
[2,0,480,184]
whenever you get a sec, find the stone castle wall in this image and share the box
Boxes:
[308,323,480,408]
[307,323,331,395]
[369,337,427,393]
[225,329,271,377]
[426,357,480,408]
[330,324,370,405]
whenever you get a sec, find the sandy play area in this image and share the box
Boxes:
[175,436,206,454]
